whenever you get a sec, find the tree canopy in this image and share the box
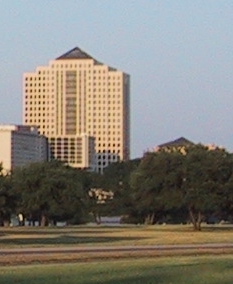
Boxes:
[129,145,233,230]
[0,145,233,230]
[12,161,89,226]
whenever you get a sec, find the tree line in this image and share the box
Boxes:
[0,144,233,230]
[102,144,233,230]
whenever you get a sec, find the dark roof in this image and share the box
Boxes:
[56,47,93,60]
[158,137,195,148]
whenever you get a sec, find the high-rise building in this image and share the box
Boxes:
[0,125,48,173]
[23,47,130,173]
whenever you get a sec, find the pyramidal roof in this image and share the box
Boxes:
[56,47,94,60]
[158,137,194,148]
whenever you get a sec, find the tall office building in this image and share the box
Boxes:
[23,47,130,173]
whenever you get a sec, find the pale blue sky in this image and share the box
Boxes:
[1,1,233,158]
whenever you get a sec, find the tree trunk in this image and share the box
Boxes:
[94,213,101,225]
[145,214,150,224]
[40,214,47,226]
[3,219,10,227]
[196,211,202,231]
[144,213,155,225]
[189,207,202,231]
[150,212,155,224]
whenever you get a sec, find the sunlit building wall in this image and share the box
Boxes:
[23,47,130,173]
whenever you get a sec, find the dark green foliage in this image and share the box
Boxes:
[129,145,233,230]
[0,174,17,226]
[12,161,89,226]
[1,145,233,229]
[130,152,184,224]
[102,159,141,216]
[182,146,233,230]
[83,159,141,224]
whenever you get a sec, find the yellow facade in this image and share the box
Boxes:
[23,47,130,173]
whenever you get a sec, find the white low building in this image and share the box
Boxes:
[0,125,48,173]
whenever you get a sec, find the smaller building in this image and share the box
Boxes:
[151,137,222,155]
[48,133,95,171]
[154,137,195,154]
[0,125,48,173]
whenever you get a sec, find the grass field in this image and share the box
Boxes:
[0,255,233,284]
[1,225,233,283]
[0,224,233,248]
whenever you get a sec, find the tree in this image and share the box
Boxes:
[182,145,233,230]
[219,168,233,222]
[130,152,183,224]
[129,145,233,230]
[88,188,114,224]
[0,173,17,226]
[12,161,88,226]
[103,159,141,217]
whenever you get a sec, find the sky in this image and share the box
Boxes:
[1,1,233,158]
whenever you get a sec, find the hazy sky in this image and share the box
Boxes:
[1,1,233,158]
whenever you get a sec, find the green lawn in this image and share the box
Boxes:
[0,256,233,284]
[1,224,233,247]
[1,225,233,283]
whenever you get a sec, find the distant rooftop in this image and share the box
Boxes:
[158,137,195,148]
[56,47,94,60]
